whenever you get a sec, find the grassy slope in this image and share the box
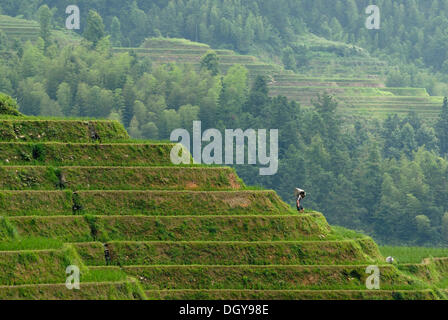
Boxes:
[0,190,290,216]
[380,246,448,264]
[0,142,177,166]
[101,239,382,266]
[0,166,243,190]
[122,264,421,290]
[0,281,145,300]
[145,289,439,300]
[0,119,129,142]
[2,214,330,242]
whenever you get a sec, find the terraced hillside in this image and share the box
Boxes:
[114,37,444,120]
[0,15,80,45]
[0,15,40,41]
[0,12,442,120]
[0,116,446,300]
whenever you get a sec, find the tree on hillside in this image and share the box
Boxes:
[38,5,52,52]
[127,1,148,46]
[415,214,432,241]
[374,173,402,239]
[142,122,159,139]
[128,116,142,138]
[56,82,72,115]
[400,123,418,158]
[17,78,47,116]
[0,93,22,116]
[160,109,180,138]
[218,65,248,127]
[121,77,136,127]
[74,83,90,117]
[437,97,448,156]
[20,43,45,78]
[282,47,297,71]
[179,104,200,132]
[312,94,340,145]
[110,17,122,47]
[244,75,269,114]
[84,10,106,47]
[353,143,383,219]
[200,51,220,76]
[343,0,359,30]
[386,70,411,87]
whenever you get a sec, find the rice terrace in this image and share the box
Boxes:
[2,0,448,308]
[0,114,446,300]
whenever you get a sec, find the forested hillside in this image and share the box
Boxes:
[2,1,448,246]
[3,0,448,92]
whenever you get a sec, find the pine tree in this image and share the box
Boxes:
[84,10,105,47]
[110,17,122,47]
[121,77,136,128]
[56,82,72,116]
[312,94,340,146]
[38,5,52,52]
[74,83,90,117]
[128,116,142,139]
[142,122,159,139]
[415,215,431,241]
[244,75,269,114]
[374,173,402,239]
[400,123,417,158]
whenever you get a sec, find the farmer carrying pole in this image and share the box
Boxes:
[294,188,306,213]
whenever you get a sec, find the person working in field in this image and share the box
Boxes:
[295,188,306,213]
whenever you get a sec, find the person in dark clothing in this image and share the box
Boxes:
[296,192,305,213]
[295,188,306,213]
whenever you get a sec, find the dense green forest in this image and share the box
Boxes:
[3,0,448,92]
[2,1,448,246]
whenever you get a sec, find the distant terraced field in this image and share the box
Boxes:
[0,15,40,41]
[113,37,444,120]
[0,15,80,45]
[0,14,443,119]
